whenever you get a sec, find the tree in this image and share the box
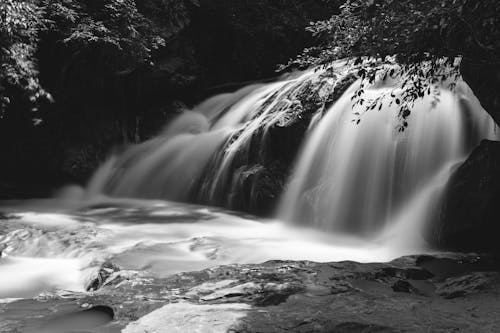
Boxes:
[284,0,500,128]
[0,0,197,118]
[0,0,48,117]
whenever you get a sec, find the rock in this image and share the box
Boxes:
[391,280,412,293]
[327,322,400,333]
[86,262,121,292]
[437,272,498,299]
[416,254,500,280]
[432,140,500,252]
[226,163,286,216]
[391,279,433,296]
[461,59,500,126]
[122,302,251,333]
[374,266,434,281]
[0,243,6,258]
[2,254,500,332]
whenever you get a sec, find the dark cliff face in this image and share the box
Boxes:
[432,140,500,252]
[0,0,341,196]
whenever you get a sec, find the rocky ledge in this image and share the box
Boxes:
[1,253,500,332]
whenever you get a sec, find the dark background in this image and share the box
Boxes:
[0,0,342,197]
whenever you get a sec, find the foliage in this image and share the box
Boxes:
[0,0,48,116]
[136,0,198,39]
[284,0,500,130]
[43,0,168,72]
[0,0,198,117]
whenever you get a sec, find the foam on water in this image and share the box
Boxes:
[0,198,418,299]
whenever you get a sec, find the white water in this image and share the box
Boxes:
[0,61,498,301]
[279,73,498,245]
[0,199,404,299]
[87,75,307,202]
[87,66,348,209]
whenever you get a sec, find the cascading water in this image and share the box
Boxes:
[1,61,498,301]
[278,69,498,246]
[88,69,328,206]
[88,61,497,246]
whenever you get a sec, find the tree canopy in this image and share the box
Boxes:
[284,0,500,129]
[0,0,197,118]
[1,0,47,115]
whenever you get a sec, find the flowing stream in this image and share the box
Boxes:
[0,61,498,300]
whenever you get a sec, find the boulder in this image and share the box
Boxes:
[432,140,500,252]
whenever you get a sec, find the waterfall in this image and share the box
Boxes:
[87,61,497,244]
[278,69,498,244]
[88,69,325,206]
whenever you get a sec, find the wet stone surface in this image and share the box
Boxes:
[1,253,500,332]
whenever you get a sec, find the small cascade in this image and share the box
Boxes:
[88,82,281,201]
[195,70,323,208]
[88,69,331,208]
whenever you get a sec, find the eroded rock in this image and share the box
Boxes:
[1,254,500,332]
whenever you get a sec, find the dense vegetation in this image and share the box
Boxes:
[0,0,197,195]
[1,0,187,115]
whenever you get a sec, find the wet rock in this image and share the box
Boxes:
[328,322,400,333]
[2,254,500,332]
[433,140,500,252]
[391,280,412,293]
[228,163,286,216]
[86,262,121,292]
[416,254,495,280]
[437,272,499,299]
[375,266,434,281]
